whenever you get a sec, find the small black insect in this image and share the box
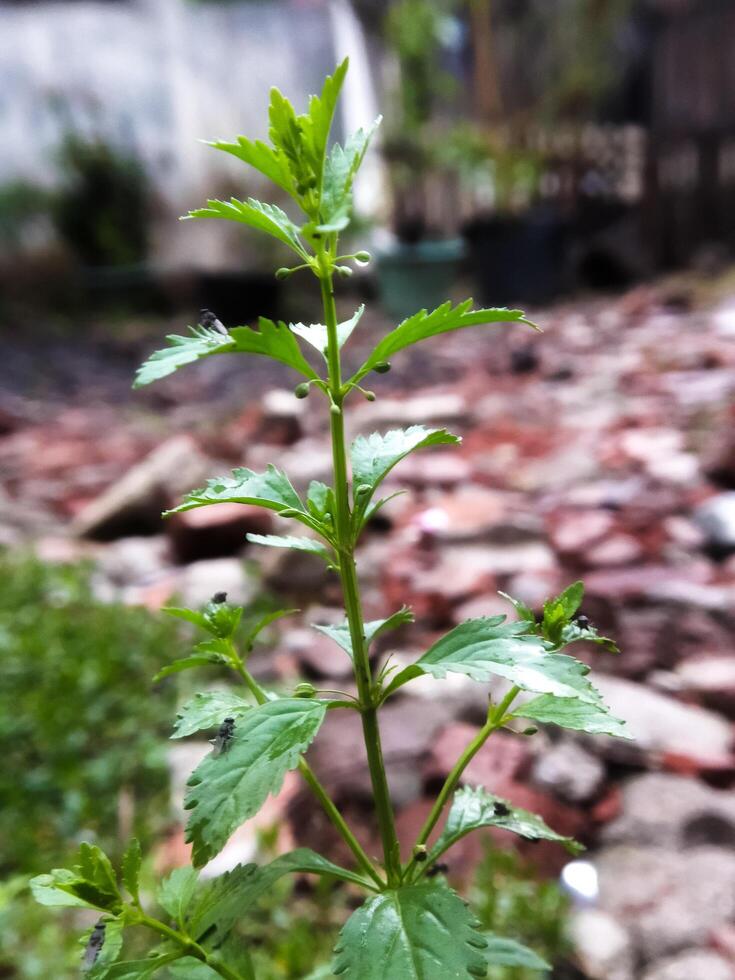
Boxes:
[576,615,591,629]
[426,862,449,878]
[83,920,106,968]
[493,801,510,817]
[199,308,229,336]
[211,716,236,755]
[211,591,228,604]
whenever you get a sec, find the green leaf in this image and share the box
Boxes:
[157,866,199,927]
[121,839,142,904]
[84,917,125,977]
[484,935,550,971]
[246,533,332,562]
[513,694,631,739]
[31,844,122,913]
[541,582,584,646]
[153,652,230,683]
[186,848,369,945]
[184,197,306,258]
[498,591,535,623]
[332,882,489,978]
[350,301,537,385]
[172,692,252,739]
[351,426,460,525]
[559,619,619,653]
[242,608,298,651]
[184,699,327,866]
[165,465,309,524]
[134,316,319,389]
[300,59,349,192]
[133,326,233,388]
[314,607,414,660]
[205,136,295,198]
[290,305,364,359]
[321,119,380,228]
[384,618,603,704]
[428,786,582,865]
[101,952,182,979]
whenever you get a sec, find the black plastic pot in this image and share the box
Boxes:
[464,207,568,307]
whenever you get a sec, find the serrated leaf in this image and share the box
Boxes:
[242,608,298,651]
[83,918,125,977]
[351,426,459,531]
[165,465,308,523]
[332,882,488,979]
[157,866,199,927]
[542,582,584,645]
[185,197,306,258]
[428,786,582,865]
[385,618,603,704]
[484,935,550,971]
[559,619,619,653]
[514,693,631,739]
[172,692,252,739]
[133,327,234,388]
[186,848,369,945]
[300,59,349,191]
[290,305,364,359]
[121,839,142,904]
[314,607,414,661]
[205,135,295,198]
[184,699,327,866]
[321,119,380,228]
[350,301,537,385]
[246,533,332,562]
[134,316,318,389]
[498,591,535,623]
[31,844,122,914]
[153,652,230,683]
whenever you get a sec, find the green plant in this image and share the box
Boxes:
[32,61,629,978]
[0,553,179,874]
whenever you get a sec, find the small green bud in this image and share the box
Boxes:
[354,251,371,266]
[293,682,317,699]
[294,383,310,399]
[336,265,353,278]
[355,484,371,497]
[413,844,428,862]
[279,508,301,519]
[374,361,391,374]
[330,403,341,416]
[275,267,292,280]
[364,390,376,401]
[521,727,538,737]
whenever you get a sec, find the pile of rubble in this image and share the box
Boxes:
[3,283,735,978]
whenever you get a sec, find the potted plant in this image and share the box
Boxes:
[376,0,467,320]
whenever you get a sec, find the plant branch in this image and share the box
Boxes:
[138,913,243,980]
[233,659,383,888]
[404,685,521,883]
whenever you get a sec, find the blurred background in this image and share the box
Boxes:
[2,1,735,977]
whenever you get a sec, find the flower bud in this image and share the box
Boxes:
[354,251,371,266]
[293,682,317,699]
[294,383,310,399]
[373,361,391,374]
[336,265,353,278]
[355,484,371,497]
[521,726,538,737]
[330,403,341,416]
[413,844,428,862]
[364,390,376,402]
[275,267,292,280]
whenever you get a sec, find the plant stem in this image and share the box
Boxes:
[139,914,243,980]
[234,660,383,888]
[319,267,402,887]
[404,685,521,882]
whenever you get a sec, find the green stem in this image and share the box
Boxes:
[405,686,521,883]
[234,659,383,889]
[139,914,242,980]
[319,268,402,887]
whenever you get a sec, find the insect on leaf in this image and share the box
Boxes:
[427,786,582,866]
[184,698,327,866]
[172,692,252,739]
